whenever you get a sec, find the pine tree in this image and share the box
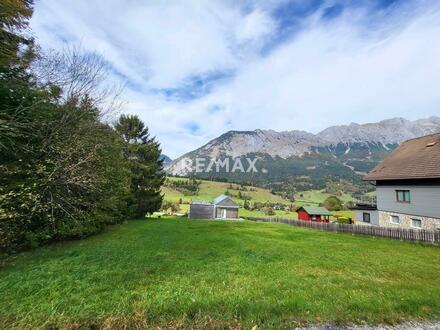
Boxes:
[115,114,165,217]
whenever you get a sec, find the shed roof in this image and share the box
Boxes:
[296,206,332,216]
[364,133,440,181]
[212,194,229,205]
[191,200,212,205]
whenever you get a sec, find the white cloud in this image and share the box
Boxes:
[31,1,440,158]
[234,9,277,54]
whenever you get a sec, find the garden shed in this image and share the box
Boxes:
[296,206,331,222]
[189,195,239,219]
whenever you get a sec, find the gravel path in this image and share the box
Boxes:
[297,321,440,330]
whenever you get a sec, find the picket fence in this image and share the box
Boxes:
[244,216,440,244]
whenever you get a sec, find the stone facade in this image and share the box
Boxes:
[378,210,440,230]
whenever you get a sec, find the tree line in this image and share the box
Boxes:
[0,1,164,253]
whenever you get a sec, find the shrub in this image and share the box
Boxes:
[321,196,343,211]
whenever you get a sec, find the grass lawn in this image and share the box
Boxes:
[238,208,353,221]
[1,218,439,329]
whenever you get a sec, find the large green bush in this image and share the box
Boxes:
[321,196,343,211]
[0,1,163,253]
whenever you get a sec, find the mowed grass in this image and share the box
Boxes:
[1,218,439,329]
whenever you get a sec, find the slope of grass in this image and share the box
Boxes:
[1,218,439,329]
[163,178,354,206]
[163,178,286,204]
[296,190,354,205]
[163,178,355,220]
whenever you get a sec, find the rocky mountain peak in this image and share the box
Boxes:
[166,116,440,176]
[317,116,440,146]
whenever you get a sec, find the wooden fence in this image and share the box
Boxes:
[244,216,440,245]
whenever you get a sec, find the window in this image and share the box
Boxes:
[390,215,400,224]
[396,190,410,203]
[362,212,371,223]
[411,219,422,229]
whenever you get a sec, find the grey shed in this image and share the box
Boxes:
[189,195,239,219]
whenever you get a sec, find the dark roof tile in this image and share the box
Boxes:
[364,133,440,180]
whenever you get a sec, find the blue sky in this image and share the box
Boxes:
[31,0,440,158]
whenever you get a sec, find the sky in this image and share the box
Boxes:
[31,0,440,158]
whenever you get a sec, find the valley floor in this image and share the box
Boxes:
[1,217,439,329]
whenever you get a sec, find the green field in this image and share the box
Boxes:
[1,218,439,329]
[296,190,354,204]
[162,177,286,204]
[162,177,354,220]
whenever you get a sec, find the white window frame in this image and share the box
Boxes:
[390,215,400,224]
[411,218,422,229]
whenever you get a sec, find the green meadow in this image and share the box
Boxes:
[162,177,355,219]
[1,218,439,329]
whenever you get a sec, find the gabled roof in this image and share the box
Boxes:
[212,194,239,208]
[364,133,440,181]
[296,206,332,216]
[191,195,239,207]
[212,194,230,205]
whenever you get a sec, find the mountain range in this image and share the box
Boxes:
[165,116,440,193]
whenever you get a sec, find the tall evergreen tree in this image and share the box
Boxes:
[0,2,134,252]
[115,114,165,217]
[0,0,37,159]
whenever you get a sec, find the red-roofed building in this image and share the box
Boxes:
[296,206,331,222]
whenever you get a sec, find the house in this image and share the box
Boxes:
[189,194,239,219]
[363,133,440,230]
[296,206,331,222]
[350,203,379,226]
